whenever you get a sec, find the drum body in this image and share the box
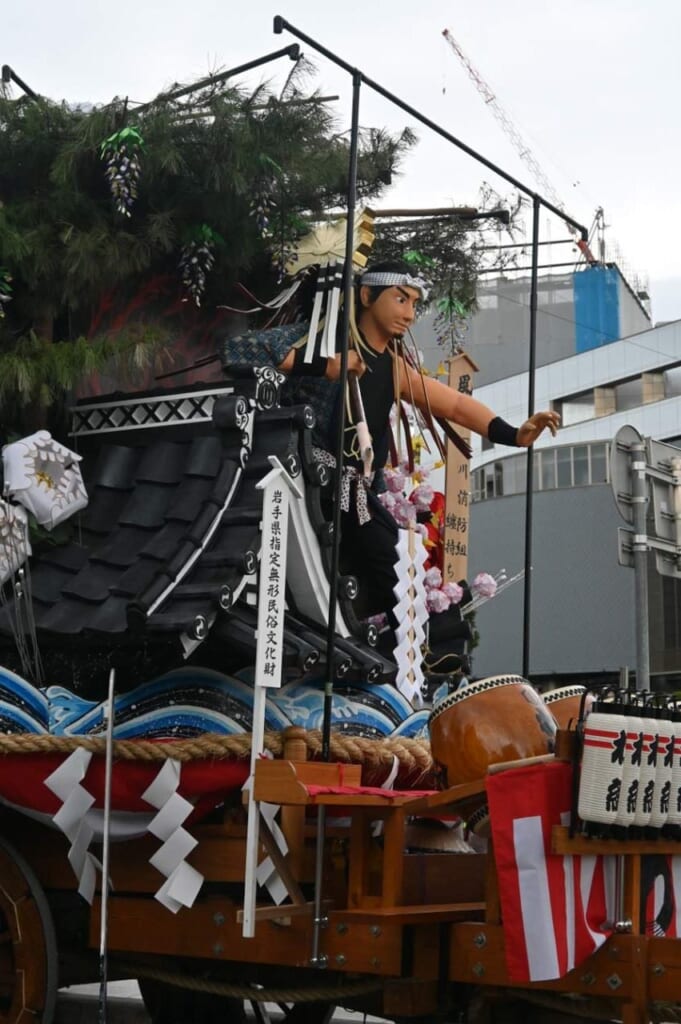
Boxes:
[428,674,557,788]
[543,684,589,730]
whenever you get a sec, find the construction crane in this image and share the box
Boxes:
[442,28,595,264]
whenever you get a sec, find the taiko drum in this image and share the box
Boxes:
[542,684,590,730]
[428,674,557,788]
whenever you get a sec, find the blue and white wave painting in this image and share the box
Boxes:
[0,667,49,734]
[0,663,428,741]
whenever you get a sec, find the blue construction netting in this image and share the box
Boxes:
[573,265,620,353]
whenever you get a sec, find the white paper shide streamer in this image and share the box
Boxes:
[3,430,88,529]
[392,525,428,709]
[0,500,30,586]
[142,758,204,913]
[44,747,102,904]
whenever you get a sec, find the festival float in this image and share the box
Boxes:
[1,19,680,1024]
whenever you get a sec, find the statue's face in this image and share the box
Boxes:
[359,284,421,339]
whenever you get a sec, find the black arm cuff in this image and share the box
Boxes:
[487,416,520,447]
[289,345,329,378]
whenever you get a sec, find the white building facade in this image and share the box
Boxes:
[466,318,681,688]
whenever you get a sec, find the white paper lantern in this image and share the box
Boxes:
[578,708,628,829]
[633,711,659,830]
[614,710,644,832]
[668,711,681,832]
[3,430,88,529]
[650,710,674,831]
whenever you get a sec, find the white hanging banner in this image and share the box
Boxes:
[242,456,303,938]
[3,430,88,530]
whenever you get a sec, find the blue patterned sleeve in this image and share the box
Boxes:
[220,322,308,375]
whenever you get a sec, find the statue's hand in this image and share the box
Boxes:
[516,410,561,447]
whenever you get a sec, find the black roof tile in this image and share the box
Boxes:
[185,435,223,478]
[87,444,140,490]
[137,522,188,562]
[80,595,130,634]
[91,527,158,568]
[111,559,166,598]
[38,596,101,634]
[165,477,216,522]
[61,563,122,603]
[135,441,187,484]
[118,481,174,529]
[27,565,74,605]
[80,488,132,534]
[38,543,90,573]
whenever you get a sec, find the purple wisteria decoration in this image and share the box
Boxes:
[100,126,144,217]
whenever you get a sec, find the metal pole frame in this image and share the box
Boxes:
[522,195,541,678]
[1,65,40,99]
[273,13,590,694]
[133,44,301,114]
[321,70,362,761]
[272,22,589,962]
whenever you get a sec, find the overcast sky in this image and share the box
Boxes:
[5,0,680,323]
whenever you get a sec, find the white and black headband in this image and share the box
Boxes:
[359,271,429,302]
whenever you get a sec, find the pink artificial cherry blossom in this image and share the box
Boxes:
[442,581,464,605]
[472,571,497,599]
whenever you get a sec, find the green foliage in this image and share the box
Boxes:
[0,68,414,337]
[0,65,417,428]
[0,327,172,437]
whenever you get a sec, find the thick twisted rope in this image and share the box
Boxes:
[117,959,380,1003]
[0,729,435,781]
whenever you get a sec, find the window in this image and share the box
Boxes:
[556,447,572,487]
[540,450,556,490]
[664,366,681,400]
[590,444,608,484]
[504,455,527,494]
[561,391,595,426]
[615,378,643,412]
[494,462,504,497]
[470,441,611,502]
[573,446,589,486]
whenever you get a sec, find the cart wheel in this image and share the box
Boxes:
[279,1002,335,1024]
[0,836,58,1024]
[138,978,247,1024]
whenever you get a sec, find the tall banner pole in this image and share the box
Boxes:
[98,666,116,1024]
[443,353,478,586]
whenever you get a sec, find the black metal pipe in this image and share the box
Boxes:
[134,44,300,113]
[473,238,576,251]
[1,64,39,99]
[522,195,541,679]
[321,69,362,762]
[476,260,587,274]
[273,16,588,241]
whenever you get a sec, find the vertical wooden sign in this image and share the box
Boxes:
[443,352,478,585]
